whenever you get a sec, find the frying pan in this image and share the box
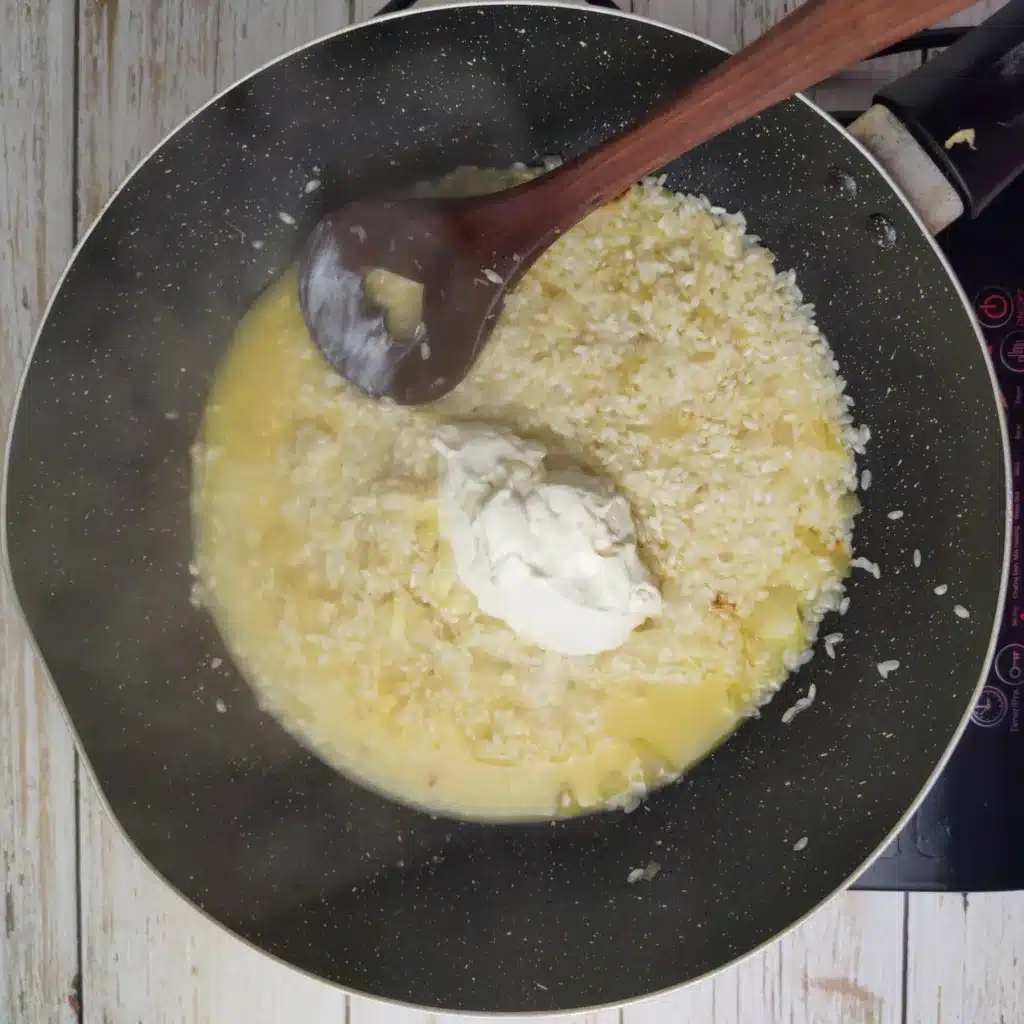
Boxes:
[3,0,1021,1012]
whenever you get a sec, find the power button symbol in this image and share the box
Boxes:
[974,286,1013,328]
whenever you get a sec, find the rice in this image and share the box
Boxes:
[627,861,662,884]
[781,683,817,724]
[851,556,881,579]
[194,170,861,801]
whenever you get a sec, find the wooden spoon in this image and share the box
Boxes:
[299,0,972,405]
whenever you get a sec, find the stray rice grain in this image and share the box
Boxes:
[627,860,662,884]
[781,683,817,724]
[851,556,881,579]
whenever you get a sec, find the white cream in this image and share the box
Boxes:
[434,425,662,656]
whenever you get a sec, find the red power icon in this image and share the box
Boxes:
[981,294,1009,320]
[975,287,1014,328]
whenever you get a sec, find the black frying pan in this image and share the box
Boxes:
[3,0,1020,1012]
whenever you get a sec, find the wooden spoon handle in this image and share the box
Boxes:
[495,0,975,248]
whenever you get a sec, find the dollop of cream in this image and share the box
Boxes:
[434,425,662,656]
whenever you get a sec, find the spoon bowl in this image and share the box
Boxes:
[299,196,518,404]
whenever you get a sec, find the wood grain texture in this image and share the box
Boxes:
[0,2,81,1022]
[905,893,1024,1024]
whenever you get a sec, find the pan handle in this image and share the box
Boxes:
[372,0,621,15]
[850,0,1024,234]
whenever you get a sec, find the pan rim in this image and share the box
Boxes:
[1,0,1012,1015]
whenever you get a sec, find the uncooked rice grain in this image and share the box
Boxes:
[851,556,881,579]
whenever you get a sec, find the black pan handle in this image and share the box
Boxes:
[373,0,621,14]
[874,0,1024,220]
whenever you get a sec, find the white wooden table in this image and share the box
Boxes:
[2,1,1022,1021]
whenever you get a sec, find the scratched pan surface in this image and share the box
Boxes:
[3,2,1008,1012]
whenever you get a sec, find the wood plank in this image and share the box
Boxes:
[0,2,81,1022]
[75,2,352,1020]
[622,892,904,1024]
[905,892,1024,1024]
